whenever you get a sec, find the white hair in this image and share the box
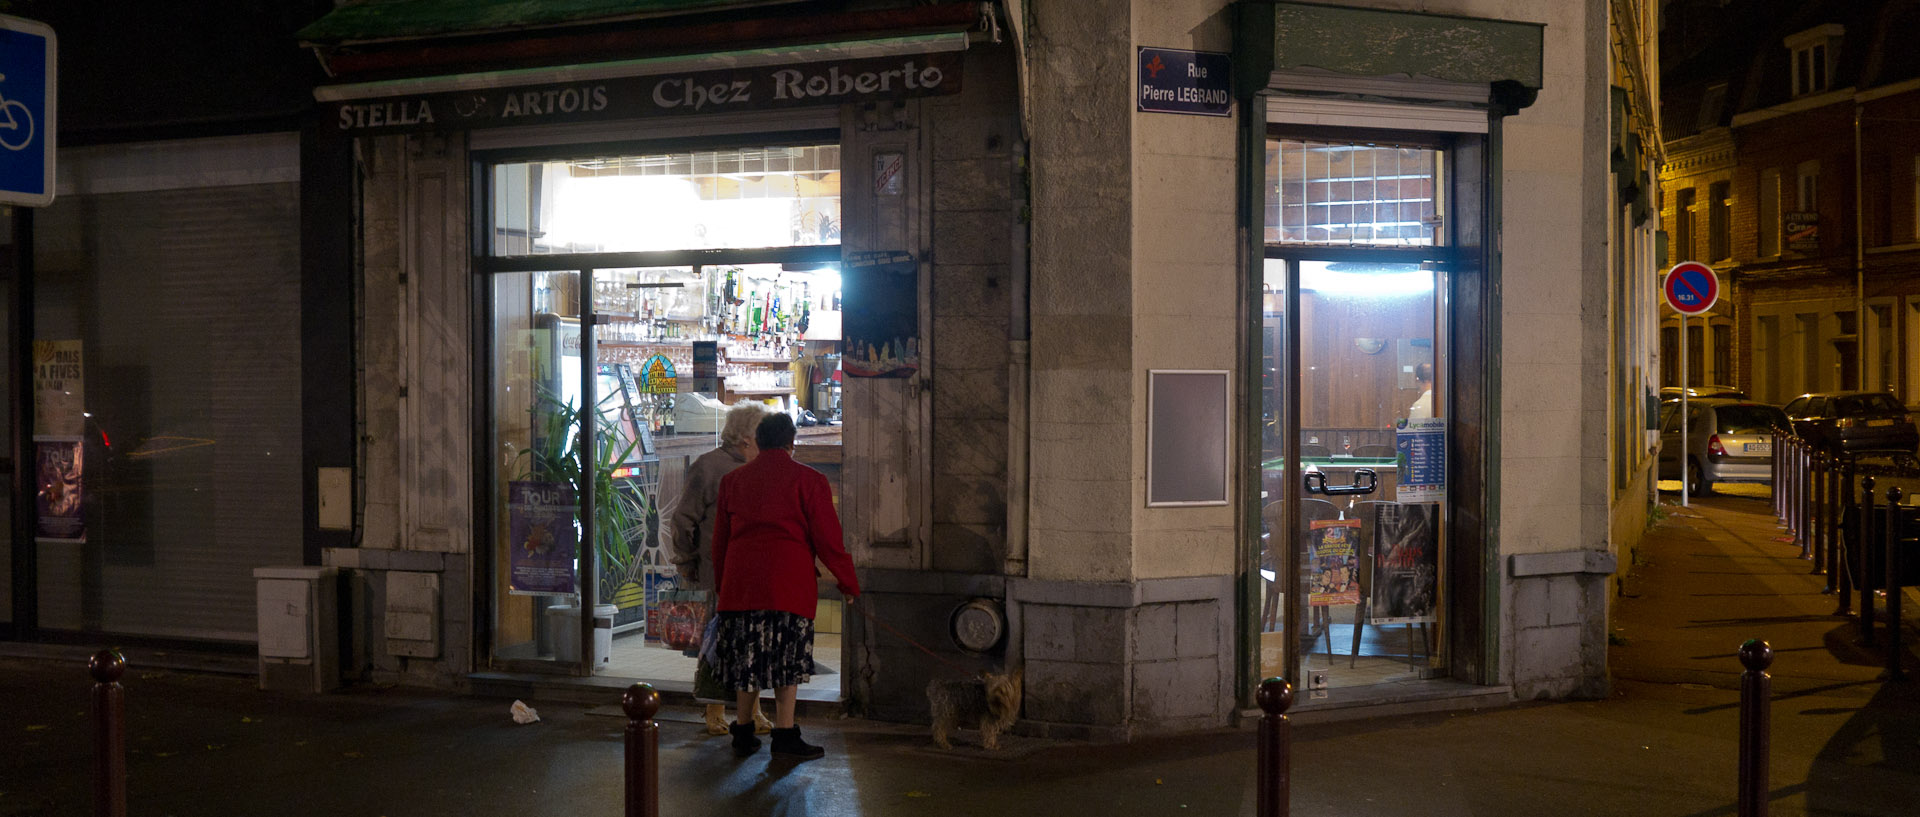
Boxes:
[719,402,769,449]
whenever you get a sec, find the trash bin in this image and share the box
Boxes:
[544,603,618,668]
[255,566,340,693]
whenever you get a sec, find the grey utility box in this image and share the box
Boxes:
[255,566,340,693]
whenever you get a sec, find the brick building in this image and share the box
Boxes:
[1660,0,1920,403]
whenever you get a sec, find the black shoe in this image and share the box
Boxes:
[769,726,825,760]
[730,722,762,757]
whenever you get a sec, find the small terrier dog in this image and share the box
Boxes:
[926,668,1022,750]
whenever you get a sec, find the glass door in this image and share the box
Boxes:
[1256,134,1454,699]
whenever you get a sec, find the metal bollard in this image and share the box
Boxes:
[1826,460,1850,595]
[1809,453,1827,570]
[1737,639,1773,817]
[1256,677,1293,817]
[1858,477,1876,638]
[90,649,126,817]
[1887,488,1906,683]
[624,683,660,817]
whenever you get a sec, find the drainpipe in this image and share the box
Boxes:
[1855,102,1866,389]
[1005,139,1031,576]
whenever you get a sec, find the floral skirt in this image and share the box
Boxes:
[712,610,814,691]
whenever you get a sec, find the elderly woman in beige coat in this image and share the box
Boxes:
[667,401,773,735]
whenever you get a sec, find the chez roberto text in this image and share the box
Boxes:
[336,59,950,130]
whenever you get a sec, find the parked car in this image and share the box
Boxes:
[1658,399,1789,496]
[1659,385,1748,402]
[1781,390,1920,456]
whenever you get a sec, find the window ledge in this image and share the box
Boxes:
[1867,243,1920,255]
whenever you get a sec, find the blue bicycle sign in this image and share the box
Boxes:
[0,14,56,207]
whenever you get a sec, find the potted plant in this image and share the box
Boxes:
[518,384,652,609]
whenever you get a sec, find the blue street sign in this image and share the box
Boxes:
[1137,47,1231,117]
[0,14,56,207]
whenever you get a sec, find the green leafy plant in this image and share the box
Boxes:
[517,384,651,599]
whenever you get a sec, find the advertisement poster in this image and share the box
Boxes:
[1369,503,1439,624]
[34,437,85,543]
[33,340,84,436]
[642,568,683,646]
[508,481,577,596]
[1307,518,1362,607]
[841,250,919,378]
[1395,417,1447,503]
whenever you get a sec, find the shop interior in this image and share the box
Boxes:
[484,143,847,696]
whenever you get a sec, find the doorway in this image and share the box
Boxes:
[1255,135,1454,699]
[478,140,848,689]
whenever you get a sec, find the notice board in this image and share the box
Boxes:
[1147,370,1229,506]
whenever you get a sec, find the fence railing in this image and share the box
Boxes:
[1769,433,1913,675]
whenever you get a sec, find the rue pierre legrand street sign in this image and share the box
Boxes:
[0,14,55,207]
[1137,47,1231,117]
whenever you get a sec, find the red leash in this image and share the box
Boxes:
[846,598,976,676]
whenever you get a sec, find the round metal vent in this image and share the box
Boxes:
[949,597,1006,654]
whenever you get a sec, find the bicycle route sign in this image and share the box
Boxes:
[1663,261,1718,315]
[0,14,56,207]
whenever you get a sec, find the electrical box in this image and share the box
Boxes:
[254,566,340,693]
[385,571,441,658]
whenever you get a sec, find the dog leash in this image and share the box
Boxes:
[845,598,976,676]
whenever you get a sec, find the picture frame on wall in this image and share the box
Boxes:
[1146,369,1230,507]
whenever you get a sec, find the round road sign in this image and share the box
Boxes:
[1663,261,1719,315]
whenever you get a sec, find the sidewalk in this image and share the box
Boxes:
[1,490,1917,816]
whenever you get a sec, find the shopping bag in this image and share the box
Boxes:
[655,589,713,651]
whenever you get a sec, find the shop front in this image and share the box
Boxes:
[295,2,1020,702]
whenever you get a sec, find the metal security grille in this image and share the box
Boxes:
[32,182,303,642]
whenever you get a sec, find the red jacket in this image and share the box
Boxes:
[712,448,860,618]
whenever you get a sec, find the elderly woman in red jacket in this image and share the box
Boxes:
[711,412,861,760]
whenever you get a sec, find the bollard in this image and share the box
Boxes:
[1256,677,1293,817]
[1858,477,1876,639]
[1828,459,1851,598]
[1809,453,1827,570]
[1737,639,1773,817]
[1793,438,1807,545]
[90,649,126,817]
[623,683,660,817]
[1887,488,1906,683]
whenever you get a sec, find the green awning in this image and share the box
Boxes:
[297,0,813,45]
[1236,1,1544,96]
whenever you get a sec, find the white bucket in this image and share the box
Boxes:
[544,603,619,667]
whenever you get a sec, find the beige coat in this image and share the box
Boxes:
[665,444,747,591]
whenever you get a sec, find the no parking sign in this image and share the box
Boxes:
[1664,261,1719,315]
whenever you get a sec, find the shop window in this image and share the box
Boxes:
[1708,181,1731,261]
[1266,139,1443,246]
[490,144,842,256]
[1758,169,1781,256]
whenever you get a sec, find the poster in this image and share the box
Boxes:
[1307,518,1361,607]
[508,481,577,596]
[34,437,84,543]
[1369,503,1439,624]
[1395,417,1447,503]
[841,250,919,378]
[33,340,83,436]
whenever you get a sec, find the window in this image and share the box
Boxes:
[1913,155,1920,243]
[1708,181,1731,261]
[1759,169,1782,256]
[1712,322,1732,384]
[1674,188,1696,261]
[1786,25,1842,98]
[1266,139,1444,246]
[1797,162,1819,212]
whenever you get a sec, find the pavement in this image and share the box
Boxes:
[3,485,1919,816]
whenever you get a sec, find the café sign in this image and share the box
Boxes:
[330,52,964,135]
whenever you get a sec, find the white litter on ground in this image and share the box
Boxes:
[510,700,540,724]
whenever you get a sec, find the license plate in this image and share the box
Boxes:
[1870,419,1895,427]
[1745,442,1771,455]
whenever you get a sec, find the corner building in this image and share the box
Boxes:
[6,0,1642,741]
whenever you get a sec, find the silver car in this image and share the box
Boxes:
[1658,399,1788,496]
